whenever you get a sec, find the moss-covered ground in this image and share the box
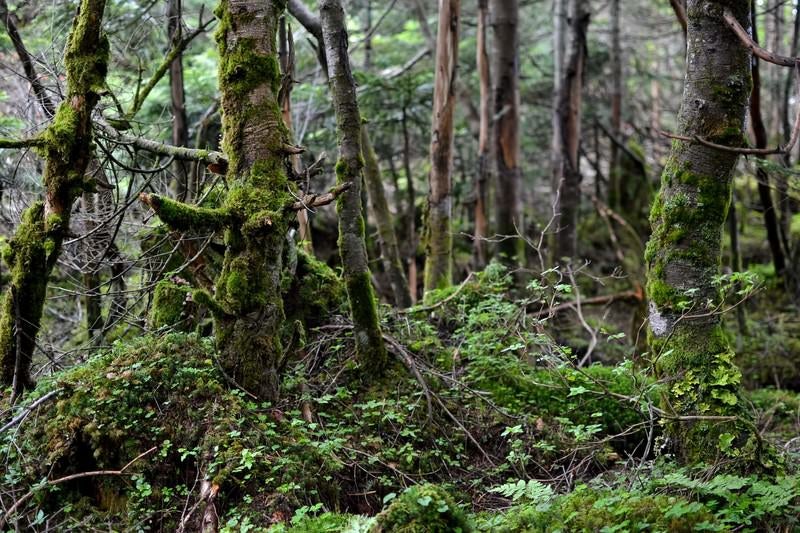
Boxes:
[0,265,798,531]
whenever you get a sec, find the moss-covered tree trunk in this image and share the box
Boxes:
[422,0,460,295]
[0,0,108,397]
[645,0,768,467]
[491,0,521,265]
[362,125,412,309]
[144,0,295,400]
[320,0,387,377]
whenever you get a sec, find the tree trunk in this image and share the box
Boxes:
[362,126,412,308]
[645,0,767,468]
[473,0,491,269]
[402,107,418,303]
[749,4,787,278]
[167,0,189,201]
[0,0,109,397]
[144,0,296,401]
[608,0,622,209]
[552,0,589,263]
[320,0,388,376]
[279,15,314,254]
[422,0,460,296]
[491,0,521,265]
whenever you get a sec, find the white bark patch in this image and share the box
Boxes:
[648,301,670,337]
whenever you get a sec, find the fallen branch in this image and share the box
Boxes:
[398,272,475,315]
[0,447,156,529]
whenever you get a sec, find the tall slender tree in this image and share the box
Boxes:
[167,0,190,200]
[422,0,460,296]
[473,0,491,269]
[320,0,388,375]
[645,0,767,467]
[492,0,522,265]
[552,0,589,263]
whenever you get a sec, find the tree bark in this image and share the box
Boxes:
[473,0,491,269]
[362,126,412,308]
[167,0,189,201]
[749,4,786,278]
[552,0,589,263]
[608,0,622,209]
[491,0,521,265]
[645,0,767,468]
[422,0,460,295]
[0,0,109,397]
[320,0,388,376]
[144,0,296,401]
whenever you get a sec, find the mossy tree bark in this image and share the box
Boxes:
[361,125,412,309]
[645,0,769,468]
[422,0,460,296]
[491,0,522,266]
[0,0,108,397]
[144,0,296,401]
[320,0,388,377]
[552,0,589,264]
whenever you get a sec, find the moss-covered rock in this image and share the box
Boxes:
[371,484,473,533]
[148,275,198,330]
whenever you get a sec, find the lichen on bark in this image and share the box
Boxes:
[645,0,771,470]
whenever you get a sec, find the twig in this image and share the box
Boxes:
[722,7,798,68]
[530,290,642,318]
[0,447,157,528]
[0,389,61,434]
[398,273,475,315]
[289,182,351,211]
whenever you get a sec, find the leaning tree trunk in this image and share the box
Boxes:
[362,126,412,308]
[552,0,588,264]
[645,0,768,468]
[0,0,108,399]
[320,0,388,377]
[422,0,460,296]
[143,0,297,400]
[492,0,522,265]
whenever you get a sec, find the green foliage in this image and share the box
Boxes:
[371,484,473,533]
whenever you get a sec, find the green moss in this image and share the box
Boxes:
[345,271,388,377]
[372,484,473,533]
[149,277,194,331]
[283,250,345,326]
[147,194,230,232]
[494,485,716,532]
[41,105,79,156]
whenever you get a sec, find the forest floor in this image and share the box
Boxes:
[1,263,799,532]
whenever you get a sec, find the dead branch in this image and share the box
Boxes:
[0,447,156,529]
[289,182,351,211]
[0,389,61,434]
[723,7,798,68]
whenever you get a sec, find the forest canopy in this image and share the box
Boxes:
[0,0,799,531]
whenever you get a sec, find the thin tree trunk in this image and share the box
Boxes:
[727,193,747,340]
[423,0,460,296]
[552,0,589,263]
[473,0,491,269]
[550,0,567,200]
[279,15,314,253]
[167,0,189,201]
[491,0,521,266]
[320,0,388,376]
[0,0,109,396]
[608,0,622,209]
[750,5,787,278]
[362,125,412,308]
[645,0,766,467]
[402,107,418,303]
